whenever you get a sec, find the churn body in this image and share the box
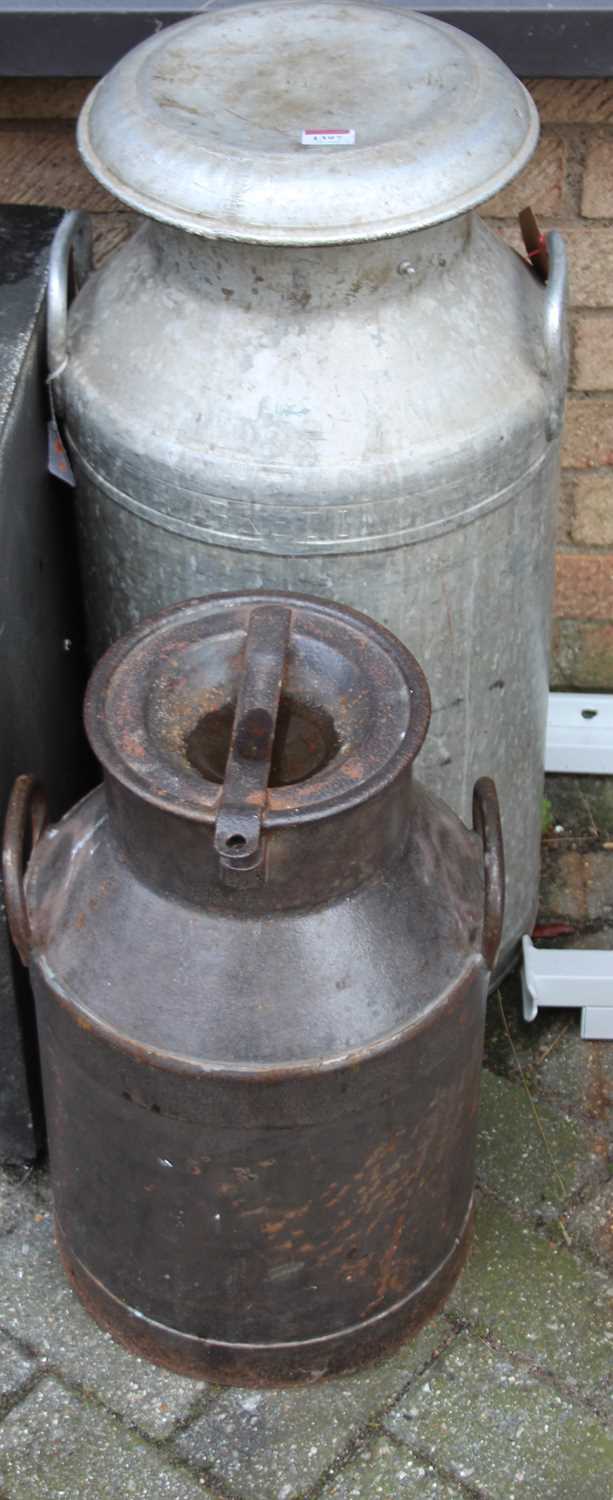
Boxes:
[3,592,503,1383]
[49,1,565,972]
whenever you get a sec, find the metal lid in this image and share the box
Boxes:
[77,0,539,246]
[86,591,429,829]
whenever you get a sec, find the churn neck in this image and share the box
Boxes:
[84,593,431,913]
[145,217,471,310]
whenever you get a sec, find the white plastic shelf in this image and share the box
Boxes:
[521,692,613,1041]
[522,937,613,1040]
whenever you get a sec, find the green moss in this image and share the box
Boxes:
[541,796,554,835]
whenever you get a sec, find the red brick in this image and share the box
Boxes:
[570,473,613,546]
[552,620,613,689]
[555,552,613,620]
[582,136,613,218]
[524,78,613,124]
[562,399,613,469]
[489,223,613,310]
[557,475,575,545]
[556,227,613,310]
[481,134,567,218]
[0,125,113,211]
[572,315,613,391]
[0,79,94,120]
[92,212,138,266]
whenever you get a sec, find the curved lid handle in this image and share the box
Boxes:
[214,604,291,881]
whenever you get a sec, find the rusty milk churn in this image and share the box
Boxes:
[46,1,555,977]
[3,592,504,1384]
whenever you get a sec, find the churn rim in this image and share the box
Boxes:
[76,0,539,247]
[83,589,432,829]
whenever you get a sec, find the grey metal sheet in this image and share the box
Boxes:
[0,205,91,1162]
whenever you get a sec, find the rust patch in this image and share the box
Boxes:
[121,734,145,759]
[341,760,364,781]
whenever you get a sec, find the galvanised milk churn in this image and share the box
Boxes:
[3,592,503,1384]
[47,1,564,973]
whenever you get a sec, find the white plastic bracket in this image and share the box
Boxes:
[545,692,613,775]
[520,692,613,1041]
[522,937,613,1040]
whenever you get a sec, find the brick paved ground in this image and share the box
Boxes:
[0,777,611,1498]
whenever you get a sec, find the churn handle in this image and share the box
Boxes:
[2,776,48,968]
[47,210,93,407]
[472,777,505,973]
[543,230,568,442]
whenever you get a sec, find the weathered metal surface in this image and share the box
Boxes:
[0,205,92,1164]
[4,591,503,1384]
[59,213,564,977]
[50,6,566,974]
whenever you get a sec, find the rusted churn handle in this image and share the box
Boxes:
[2,775,48,967]
[472,777,505,972]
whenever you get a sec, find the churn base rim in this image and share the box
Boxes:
[55,1203,474,1387]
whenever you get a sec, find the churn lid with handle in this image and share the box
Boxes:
[77,0,538,246]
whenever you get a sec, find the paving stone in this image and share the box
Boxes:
[567,1181,613,1269]
[571,925,613,951]
[448,1198,612,1401]
[320,1435,465,1499]
[585,851,613,922]
[0,1331,37,1408]
[0,1176,24,1239]
[538,847,591,922]
[0,1211,207,1438]
[0,1378,213,1499]
[384,1332,613,1500]
[483,975,562,1080]
[175,1320,452,1500]
[476,1068,600,1216]
[535,1028,613,1137]
[543,775,613,844]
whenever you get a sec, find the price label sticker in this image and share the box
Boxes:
[301,129,356,146]
[48,420,75,486]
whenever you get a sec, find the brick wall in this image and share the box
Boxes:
[1,75,612,690]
